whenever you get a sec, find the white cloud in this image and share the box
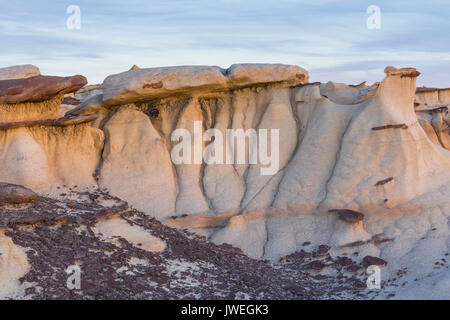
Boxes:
[0,0,448,86]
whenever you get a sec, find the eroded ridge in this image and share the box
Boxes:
[0,63,449,299]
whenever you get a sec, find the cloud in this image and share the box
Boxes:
[0,0,448,86]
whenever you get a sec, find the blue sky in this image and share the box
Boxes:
[0,0,449,86]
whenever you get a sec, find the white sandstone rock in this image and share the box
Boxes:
[0,130,52,190]
[319,81,378,105]
[75,84,103,102]
[99,105,177,219]
[94,216,166,252]
[0,124,103,192]
[102,64,309,106]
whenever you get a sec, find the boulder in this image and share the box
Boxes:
[65,94,109,128]
[329,209,365,223]
[418,118,441,146]
[0,75,87,104]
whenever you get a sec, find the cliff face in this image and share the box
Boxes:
[1,64,450,263]
[0,63,449,299]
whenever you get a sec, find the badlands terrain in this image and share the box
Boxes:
[0,63,449,299]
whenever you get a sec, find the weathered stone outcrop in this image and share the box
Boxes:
[65,93,109,128]
[414,87,450,150]
[75,84,103,102]
[1,63,449,300]
[1,190,378,300]
[0,94,63,122]
[0,123,103,191]
[98,105,177,219]
[0,75,87,104]
[0,71,102,191]
[319,81,378,105]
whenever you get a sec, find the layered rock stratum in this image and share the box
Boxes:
[0,63,449,299]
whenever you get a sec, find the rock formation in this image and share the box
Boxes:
[75,83,102,102]
[0,64,40,81]
[0,229,29,298]
[0,67,103,191]
[97,67,450,253]
[0,63,449,299]
[414,87,450,150]
[0,75,87,104]
[0,188,375,300]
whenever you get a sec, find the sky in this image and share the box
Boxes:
[0,0,449,86]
